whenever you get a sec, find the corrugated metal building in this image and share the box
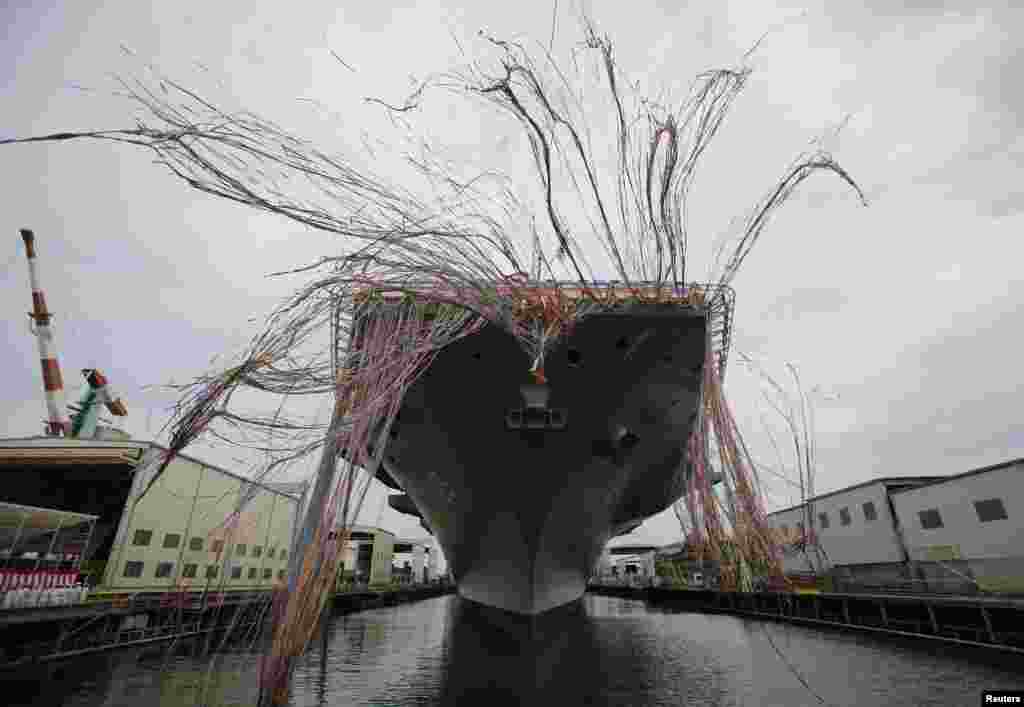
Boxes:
[392,537,436,584]
[0,438,301,593]
[767,459,1023,593]
[593,542,659,585]
[767,476,942,578]
[890,459,1023,593]
[336,525,394,586]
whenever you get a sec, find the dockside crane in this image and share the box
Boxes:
[68,368,128,439]
[20,229,70,436]
[19,228,128,439]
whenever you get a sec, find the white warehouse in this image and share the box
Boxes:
[890,458,1023,593]
[767,476,942,579]
[767,458,1024,594]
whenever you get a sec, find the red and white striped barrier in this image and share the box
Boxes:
[160,591,189,608]
[0,569,80,590]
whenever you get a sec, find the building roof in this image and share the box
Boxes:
[0,437,146,466]
[262,481,308,500]
[0,437,301,503]
[347,524,397,539]
[767,458,1024,516]
[655,541,687,557]
[145,445,304,503]
[393,537,433,552]
[889,457,1023,495]
[767,476,947,517]
[0,501,98,544]
[606,543,660,555]
[0,436,145,450]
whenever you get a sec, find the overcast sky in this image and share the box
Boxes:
[2,0,1021,553]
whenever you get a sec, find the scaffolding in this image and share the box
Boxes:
[0,501,98,580]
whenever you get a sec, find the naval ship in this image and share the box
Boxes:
[366,283,733,615]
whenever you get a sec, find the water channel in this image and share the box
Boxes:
[7,594,1022,706]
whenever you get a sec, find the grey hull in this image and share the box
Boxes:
[380,306,707,614]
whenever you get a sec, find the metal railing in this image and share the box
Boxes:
[356,280,737,376]
[835,579,987,596]
[335,578,452,594]
[3,620,263,666]
[0,588,275,618]
[90,589,273,608]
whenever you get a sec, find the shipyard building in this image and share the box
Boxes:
[594,458,1023,594]
[767,458,1023,593]
[0,437,302,593]
[335,525,395,586]
[3,229,419,601]
[593,542,660,583]
[0,436,434,601]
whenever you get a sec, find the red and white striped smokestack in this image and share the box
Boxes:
[20,229,70,437]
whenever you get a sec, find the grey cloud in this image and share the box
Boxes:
[828,280,1024,475]
[763,287,849,320]
[3,0,1023,544]
[984,192,1024,220]
[333,1,423,34]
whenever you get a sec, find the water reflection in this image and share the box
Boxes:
[435,596,595,702]
[298,594,1024,707]
[3,594,1022,706]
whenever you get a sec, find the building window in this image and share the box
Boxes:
[155,562,175,578]
[248,567,258,579]
[206,565,219,579]
[919,509,944,529]
[123,561,144,578]
[278,570,286,580]
[132,530,153,547]
[863,502,877,522]
[253,546,262,558]
[974,498,1008,523]
[189,537,204,551]
[267,548,276,559]
[236,544,247,556]
[183,564,198,578]
[839,508,851,526]
[231,566,243,579]
[211,540,224,554]
[818,513,830,529]
[263,568,272,580]
[281,550,287,561]
[163,533,181,549]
